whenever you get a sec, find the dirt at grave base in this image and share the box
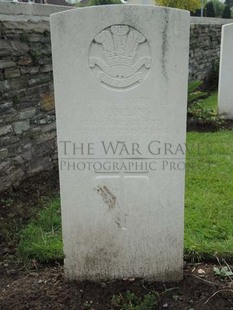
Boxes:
[1,264,233,310]
[0,170,233,310]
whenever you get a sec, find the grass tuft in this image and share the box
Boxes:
[17,198,63,263]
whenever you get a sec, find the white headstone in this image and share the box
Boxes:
[218,23,233,119]
[51,5,190,282]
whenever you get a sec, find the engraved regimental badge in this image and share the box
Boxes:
[89,25,151,90]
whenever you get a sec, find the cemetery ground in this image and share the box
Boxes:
[1,96,233,309]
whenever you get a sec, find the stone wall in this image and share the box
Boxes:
[189,23,220,82]
[189,18,233,82]
[0,16,57,191]
[0,3,233,192]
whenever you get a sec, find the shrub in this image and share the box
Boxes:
[222,5,232,18]
[77,0,121,6]
[205,1,216,17]
[212,0,225,17]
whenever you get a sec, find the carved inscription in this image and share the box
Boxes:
[89,25,151,90]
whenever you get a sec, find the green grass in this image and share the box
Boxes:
[185,131,233,261]
[17,198,63,263]
[198,91,218,112]
[17,115,233,263]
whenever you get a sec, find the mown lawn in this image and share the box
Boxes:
[199,91,218,112]
[18,93,233,262]
[185,130,233,260]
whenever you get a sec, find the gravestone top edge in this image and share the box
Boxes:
[50,4,190,21]
[222,22,233,29]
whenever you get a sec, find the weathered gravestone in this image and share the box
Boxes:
[218,23,233,119]
[51,5,190,281]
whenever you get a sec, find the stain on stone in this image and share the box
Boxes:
[161,9,169,80]
[115,215,121,228]
[97,185,117,210]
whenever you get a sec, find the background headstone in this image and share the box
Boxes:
[218,23,233,119]
[51,5,190,281]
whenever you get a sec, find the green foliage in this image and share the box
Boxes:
[156,0,201,12]
[30,49,42,65]
[188,80,203,95]
[212,0,225,17]
[88,0,121,4]
[214,266,233,278]
[188,85,223,129]
[187,102,224,128]
[17,198,63,263]
[225,0,233,7]
[111,291,157,310]
[188,81,207,105]
[222,4,232,17]
[205,1,216,16]
[77,0,121,6]
[30,50,42,58]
